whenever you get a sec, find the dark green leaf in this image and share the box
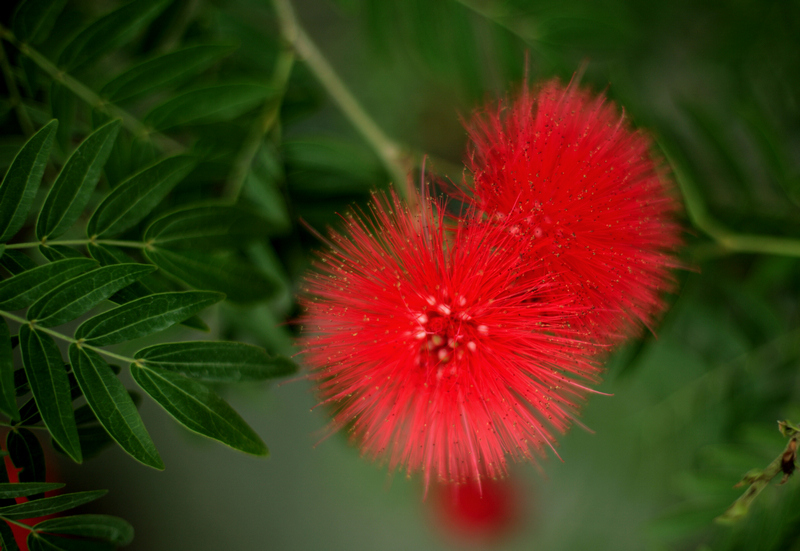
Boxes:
[51,424,114,461]
[144,204,272,249]
[12,0,67,45]
[145,248,276,303]
[144,84,274,131]
[14,367,29,397]
[101,44,237,104]
[0,490,106,520]
[75,291,223,347]
[0,521,19,551]
[242,145,290,233]
[36,119,121,241]
[0,249,37,275]
[0,319,18,420]
[57,0,171,72]
[34,515,133,546]
[134,341,296,382]
[0,120,57,242]
[0,257,97,310]
[38,244,84,261]
[29,532,114,551]
[18,325,81,463]
[0,483,64,499]
[87,156,195,238]
[7,429,46,499]
[28,264,156,327]
[69,345,163,469]
[131,364,267,455]
[87,244,209,332]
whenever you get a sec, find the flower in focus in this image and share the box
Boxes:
[464,79,682,344]
[300,192,600,486]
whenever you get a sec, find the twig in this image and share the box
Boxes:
[269,0,414,202]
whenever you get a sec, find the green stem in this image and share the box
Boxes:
[0,311,138,366]
[269,0,413,202]
[663,145,800,258]
[224,48,296,200]
[0,421,52,432]
[0,39,34,136]
[0,24,183,153]
[6,239,147,250]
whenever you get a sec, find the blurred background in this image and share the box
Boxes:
[3,0,800,549]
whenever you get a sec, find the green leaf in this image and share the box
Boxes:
[134,341,296,382]
[34,515,133,546]
[0,483,64,499]
[0,249,37,275]
[144,204,273,249]
[0,319,18,420]
[29,532,114,551]
[0,521,20,551]
[101,44,237,104]
[145,248,277,303]
[86,244,209,332]
[36,120,121,241]
[51,425,114,461]
[18,325,81,463]
[0,490,106,520]
[0,257,97,310]
[75,291,223,347]
[57,0,171,72]
[68,345,163,469]
[87,156,195,238]
[144,84,274,131]
[7,429,46,498]
[38,244,85,261]
[27,264,156,327]
[0,120,57,242]
[12,0,67,45]
[131,364,267,455]
[50,84,75,153]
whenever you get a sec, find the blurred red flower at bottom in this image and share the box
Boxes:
[433,478,522,544]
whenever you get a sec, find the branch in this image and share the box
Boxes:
[0,24,183,153]
[269,0,414,202]
[716,420,800,524]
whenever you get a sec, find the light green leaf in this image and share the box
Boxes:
[134,341,296,382]
[131,364,267,455]
[145,248,277,303]
[101,44,237,104]
[18,325,81,463]
[75,291,224,347]
[144,204,272,249]
[0,257,97,311]
[12,0,67,45]
[87,156,195,238]
[0,320,18,420]
[57,0,171,72]
[68,345,162,469]
[0,482,64,499]
[144,84,274,131]
[34,515,133,546]
[0,120,57,242]
[36,120,121,241]
[0,490,106,520]
[27,264,155,327]
[0,521,20,551]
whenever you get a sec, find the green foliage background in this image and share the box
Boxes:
[0,0,799,549]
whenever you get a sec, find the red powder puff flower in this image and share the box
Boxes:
[433,478,521,543]
[464,79,682,344]
[300,191,600,487]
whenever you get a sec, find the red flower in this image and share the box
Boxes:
[300,192,599,487]
[433,478,521,542]
[464,79,682,344]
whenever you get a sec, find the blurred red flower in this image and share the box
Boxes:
[300,192,599,487]
[433,478,521,543]
[464,79,682,345]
